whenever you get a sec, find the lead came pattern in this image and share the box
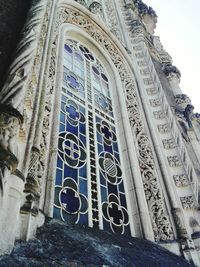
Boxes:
[54,94,88,225]
[54,40,130,235]
[96,117,130,234]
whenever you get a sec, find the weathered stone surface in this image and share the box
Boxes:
[0,219,194,267]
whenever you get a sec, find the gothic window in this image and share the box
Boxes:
[54,39,130,235]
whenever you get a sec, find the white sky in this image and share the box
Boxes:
[144,0,200,112]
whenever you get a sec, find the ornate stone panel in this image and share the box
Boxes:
[180,196,196,210]
[173,175,190,187]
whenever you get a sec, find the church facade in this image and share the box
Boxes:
[0,0,200,265]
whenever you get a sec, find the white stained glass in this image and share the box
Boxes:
[64,54,73,70]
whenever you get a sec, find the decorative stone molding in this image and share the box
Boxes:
[103,0,124,43]
[173,174,190,187]
[174,94,191,109]
[167,155,182,167]
[153,110,166,120]
[150,98,161,107]
[146,87,157,96]
[140,68,150,76]
[89,1,102,15]
[157,124,170,134]
[143,78,153,85]
[0,106,23,193]
[42,5,174,241]
[162,139,176,149]
[180,196,196,210]
[162,63,181,81]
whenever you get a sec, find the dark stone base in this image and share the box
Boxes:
[0,218,194,267]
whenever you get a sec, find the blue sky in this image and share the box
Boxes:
[144,0,200,112]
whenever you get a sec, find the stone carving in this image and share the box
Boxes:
[162,139,176,149]
[150,98,161,107]
[173,174,190,187]
[175,104,194,129]
[0,0,48,114]
[146,87,157,96]
[162,63,181,80]
[89,1,102,15]
[104,0,124,43]
[143,78,153,85]
[140,68,150,76]
[174,94,191,109]
[167,155,182,167]
[0,107,23,194]
[180,196,196,210]
[48,6,173,241]
[75,0,88,8]
[134,0,157,18]
[153,110,166,120]
[137,60,147,67]
[21,147,41,215]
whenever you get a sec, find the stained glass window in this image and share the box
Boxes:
[54,39,130,234]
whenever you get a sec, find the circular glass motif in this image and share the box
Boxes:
[63,99,85,127]
[99,152,122,185]
[58,132,86,168]
[54,178,88,223]
[102,194,129,234]
[96,120,116,146]
[79,45,94,61]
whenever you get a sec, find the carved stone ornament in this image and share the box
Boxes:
[0,105,23,193]
[42,5,174,241]
[89,1,102,15]
[172,208,188,239]
[162,139,176,149]
[174,94,191,109]
[173,174,190,187]
[167,155,182,167]
[180,196,196,210]
[162,63,181,80]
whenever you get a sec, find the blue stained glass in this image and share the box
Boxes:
[98,143,103,153]
[101,186,107,202]
[79,178,87,195]
[60,112,65,123]
[53,207,61,218]
[100,173,106,186]
[62,94,67,102]
[79,134,86,146]
[56,168,63,185]
[104,144,113,154]
[119,193,127,208]
[66,105,79,120]
[97,132,102,143]
[119,181,125,193]
[57,157,63,169]
[79,165,87,178]
[59,123,65,132]
[103,220,111,231]
[61,102,65,112]
[79,123,86,135]
[64,44,73,53]
[79,214,88,225]
[64,166,77,181]
[108,183,118,195]
[66,123,78,135]
[113,142,119,152]
[114,152,120,162]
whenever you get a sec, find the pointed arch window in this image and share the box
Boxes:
[54,39,130,235]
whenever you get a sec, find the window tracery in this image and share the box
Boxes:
[54,39,130,235]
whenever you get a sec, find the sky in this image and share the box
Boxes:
[144,0,200,112]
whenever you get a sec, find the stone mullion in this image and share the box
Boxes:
[86,61,100,228]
